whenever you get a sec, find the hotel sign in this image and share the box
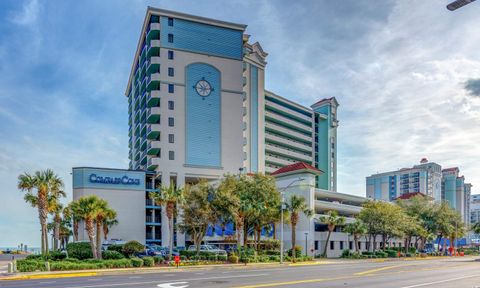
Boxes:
[89,174,141,186]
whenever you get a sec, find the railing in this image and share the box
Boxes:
[146,233,153,239]
[146,199,154,206]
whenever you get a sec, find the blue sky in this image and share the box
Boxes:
[1,0,479,247]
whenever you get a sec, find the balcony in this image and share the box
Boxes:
[147,124,161,140]
[147,157,160,171]
[147,40,161,58]
[265,133,312,154]
[265,111,312,134]
[265,99,312,123]
[147,140,161,155]
[147,56,161,75]
[147,90,161,108]
[147,107,161,124]
[147,73,160,92]
[146,215,161,225]
[146,23,160,43]
[265,143,312,163]
[265,154,297,167]
[265,122,312,143]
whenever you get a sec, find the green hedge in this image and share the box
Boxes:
[107,244,124,254]
[228,255,239,263]
[66,242,93,260]
[143,257,154,267]
[153,256,164,264]
[16,259,134,272]
[131,257,143,267]
[122,241,145,257]
[102,250,124,260]
[16,260,48,272]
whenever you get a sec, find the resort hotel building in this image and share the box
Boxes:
[72,7,386,257]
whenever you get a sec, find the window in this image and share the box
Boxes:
[331,142,335,149]
[168,33,174,43]
[169,151,175,160]
[168,17,174,26]
[349,241,353,250]
[168,134,174,143]
[168,67,174,77]
[314,241,318,250]
[168,101,174,110]
[340,241,344,250]
[168,50,174,60]
[168,84,174,93]
[168,117,174,127]
[330,241,334,250]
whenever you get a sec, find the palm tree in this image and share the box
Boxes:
[48,190,66,251]
[71,195,104,259]
[151,183,184,260]
[344,219,367,253]
[103,218,119,241]
[285,195,313,262]
[473,222,480,235]
[65,202,82,242]
[18,169,64,255]
[95,202,117,259]
[319,210,346,257]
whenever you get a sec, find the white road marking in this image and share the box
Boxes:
[157,282,189,288]
[194,272,204,275]
[87,278,102,281]
[66,273,269,288]
[39,281,57,284]
[128,276,143,279]
[400,274,480,288]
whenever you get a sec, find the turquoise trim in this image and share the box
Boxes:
[250,65,259,172]
[265,95,312,117]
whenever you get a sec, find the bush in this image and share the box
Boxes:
[153,256,164,264]
[262,250,280,256]
[180,250,196,259]
[258,255,270,263]
[341,249,352,258]
[406,253,413,257]
[143,257,154,267]
[217,255,227,261]
[25,254,45,261]
[374,251,387,258]
[131,257,144,267]
[362,251,373,256]
[67,242,93,260]
[287,246,302,258]
[237,247,256,258]
[122,241,145,257]
[228,255,239,263]
[48,250,67,261]
[385,250,398,258]
[261,239,281,250]
[16,260,47,272]
[107,244,124,254]
[269,255,280,262]
[102,250,124,260]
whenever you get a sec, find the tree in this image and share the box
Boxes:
[473,222,480,235]
[103,217,118,241]
[344,219,367,253]
[284,195,313,262]
[94,201,117,259]
[150,183,184,260]
[319,210,346,257]
[179,181,216,255]
[213,174,240,240]
[65,202,82,242]
[48,190,66,251]
[18,169,64,255]
[71,195,105,259]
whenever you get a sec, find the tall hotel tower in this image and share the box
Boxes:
[125,7,339,191]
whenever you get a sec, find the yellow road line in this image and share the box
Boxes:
[288,261,332,266]
[0,272,97,281]
[234,277,347,288]
[354,265,401,276]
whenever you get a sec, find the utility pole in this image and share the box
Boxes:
[447,0,476,11]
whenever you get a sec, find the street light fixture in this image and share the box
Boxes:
[447,0,476,11]
[279,177,305,264]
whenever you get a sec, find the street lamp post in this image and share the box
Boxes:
[279,177,304,264]
[447,0,476,11]
[304,232,309,257]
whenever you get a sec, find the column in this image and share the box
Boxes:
[176,174,186,248]
[161,173,170,247]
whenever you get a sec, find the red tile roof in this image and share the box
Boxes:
[396,192,426,200]
[442,167,459,172]
[271,162,323,176]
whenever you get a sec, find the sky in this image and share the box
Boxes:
[0,0,479,247]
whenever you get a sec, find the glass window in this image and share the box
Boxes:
[349,241,353,250]
[168,33,174,43]
[168,50,174,60]
[168,67,174,77]
[168,134,174,143]
[169,151,174,160]
[168,101,174,110]
[168,117,174,127]
[340,241,344,250]
[314,241,318,250]
[330,241,334,250]
[168,84,174,93]
[168,17,174,26]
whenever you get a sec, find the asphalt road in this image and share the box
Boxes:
[1,257,479,288]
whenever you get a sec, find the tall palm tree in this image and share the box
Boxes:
[473,222,480,235]
[103,218,119,241]
[319,210,346,257]
[344,219,367,253]
[48,190,66,251]
[151,183,184,260]
[95,202,117,259]
[285,195,313,262]
[71,195,104,259]
[65,202,82,242]
[18,169,64,255]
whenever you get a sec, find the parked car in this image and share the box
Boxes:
[147,245,180,257]
[188,244,227,255]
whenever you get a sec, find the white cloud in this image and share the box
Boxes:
[9,0,40,26]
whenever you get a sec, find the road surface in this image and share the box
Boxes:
[1,257,479,288]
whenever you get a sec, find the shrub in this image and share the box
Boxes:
[406,253,413,257]
[374,251,387,258]
[385,250,398,258]
[26,254,45,261]
[153,256,164,264]
[102,250,124,260]
[66,242,93,260]
[269,255,280,262]
[16,260,47,272]
[180,250,196,259]
[228,255,239,263]
[262,250,280,256]
[237,247,256,258]
[258,255,270,263]
[240,256,250,264]
[287,246,302,258]
[48,250,67,261]
[341,249,352,258]
[131,257,144,267]
[143,257,154,267]
[217,255,227,261]
[362,251,372,256]
[261,239,281,250]
[122,241,145,257]
[107,244,124,254]
[63,258,80,262]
